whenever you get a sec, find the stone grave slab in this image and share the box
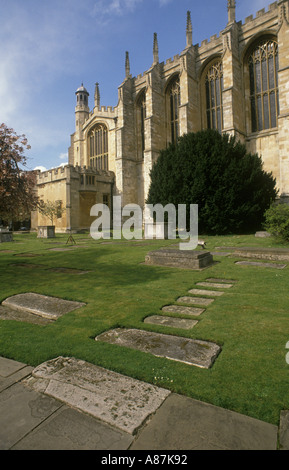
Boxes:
[10,263,44,269]
[189,289,224,297]
[47,267,91,274]
[24,356,170,435]
[162,305,205,316]
[49,247,75,252]
[177,296,214,306]
[144,315,198,330]
[235,261,286,270]
[2,293,86,321]
[145,248,214,270]
[196,281,233,289]
[0,305,53,325]
[206,278,237,284]
[96,329,221,369]
[14,253,41,257]
[210,252,231,257]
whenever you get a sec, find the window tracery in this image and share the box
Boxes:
[205,60,224,132]
[248,39,279,132]
[88,124,108,170]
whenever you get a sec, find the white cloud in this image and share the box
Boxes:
[91,0,144,20]
[59,152,68,161]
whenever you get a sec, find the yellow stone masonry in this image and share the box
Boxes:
[32,0,289,233]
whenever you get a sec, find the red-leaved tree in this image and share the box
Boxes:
[0,123,38,222]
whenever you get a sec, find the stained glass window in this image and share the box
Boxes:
[248,39,279,132]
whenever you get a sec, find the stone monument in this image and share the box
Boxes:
[145,247,214,270]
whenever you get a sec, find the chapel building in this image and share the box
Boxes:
[32,0,289,232]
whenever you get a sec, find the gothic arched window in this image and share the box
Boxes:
[248,39,279,132]
[137,90,146,159]
[167,76,180,145]
[205,60,224,132]
[88,124,108,170]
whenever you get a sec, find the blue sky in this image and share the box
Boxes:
[0,0,271,171]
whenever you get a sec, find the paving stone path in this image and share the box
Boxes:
[96,276,237,369]
[144,277,237,332]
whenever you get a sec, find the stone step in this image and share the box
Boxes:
[196,282,234,289]
[144,315,198,330]
[206,278,238,284]
[162,305,205,316]
[188,289,224,297]
[177,296,214,306]
[96,328,221,369]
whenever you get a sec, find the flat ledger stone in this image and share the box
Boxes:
[162,305,205,316]
[188,289,224,297]
[24,356,170,435]
[196,281,233,289]
[0,305,52,325]
[96,328,221,369]
[144,315,198,330]
[177,296,214,306]
[2,293,86,320]
[206,278,237,284]
[145,248,214,270]
[236,261,286,269]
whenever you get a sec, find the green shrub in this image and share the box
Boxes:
[147,129,277,235]
[264,202,289,241]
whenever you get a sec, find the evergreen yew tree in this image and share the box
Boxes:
[147,129,277,234]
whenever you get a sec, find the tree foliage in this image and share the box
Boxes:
[264,202,289,242]
[147,129,277,234]
[38,200,66,225]
[0,123,38,221]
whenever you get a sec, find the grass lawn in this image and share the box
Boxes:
[0,231,289,426]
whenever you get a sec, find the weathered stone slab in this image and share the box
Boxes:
[14,253,41,257]
[24,357,170,435]
[96,329,221,369]
[210,252,231,256]
[0,230,13,243]
[144,315,198,330]
[196,282,233,289]
[0,305,53,325]
[162,305,205,316]
[255,231,271,238]
[47,267,91,274]
[177,296,214,306]
[236,261,286,270]
[206,278,237,284]
[145,248,214,270]
[188,289,224,297]
[216,246,289,261]
[2,293,86,320]
[10,263,44,269]
[49,247,75,252]
[37,226,55,239]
